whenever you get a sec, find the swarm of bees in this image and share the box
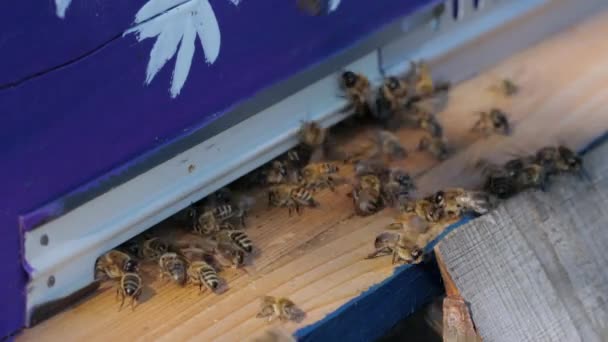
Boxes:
[92,61,583,325]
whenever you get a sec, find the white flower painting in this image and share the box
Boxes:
[126,0,240,98]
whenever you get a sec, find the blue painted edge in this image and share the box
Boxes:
[294,216,474,342]
[579,131,608,155]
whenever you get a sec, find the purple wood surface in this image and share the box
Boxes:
[0,0,434,336]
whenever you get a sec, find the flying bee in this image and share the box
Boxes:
[215,230,254,254]
[340,71,373,117]
[256,296,304,323]
[140,237,170,261]
[187,260,220,293]
[375,76,410,121]
[352,174,384,216]
[366,231,424,265]
[400,198,443,223]
[377,130,407,160]
[418,136,449,160]
[158,252,188,286]
[300,162,340,191]
[471,108,511,136]
[95,249,138,281]
[268,184,318,216]
[116,272,142,311]
[382,168,415,207]
[490,78,519,96]
[556,145,583,174]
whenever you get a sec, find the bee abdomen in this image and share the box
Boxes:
[229,231,253,253]
[213,205,234,221]
[122,272,142,296]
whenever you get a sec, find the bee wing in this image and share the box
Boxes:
[374,232,400,248]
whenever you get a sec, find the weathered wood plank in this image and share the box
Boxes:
[438,140,608,342]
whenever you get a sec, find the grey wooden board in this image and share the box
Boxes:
[438,140,608,342]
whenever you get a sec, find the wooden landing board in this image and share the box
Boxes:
[18,9,608,342]
[437,137,608,342]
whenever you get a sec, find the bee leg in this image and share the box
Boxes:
[295,204,302,215]
[119,291,126,311]
[199,283,203,294]
[287,206,293,217]
[391,251,399,265]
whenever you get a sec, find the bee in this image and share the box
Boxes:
[377,130,407,160]
[536,145,583,175]
[353,158,389,178]
[211,201,250,227]
[483,161,523,199]
[491,78,519,96]
[300,162,340,191]
[268,184,319,216]
[140,237,170,261]
[116,272,143,311]
[352,174,384,216]
[432,188,496,218]
[382,168,415,207]
[215,247,246,268]
[412,61,435,97]
[256,296,303,323]
[265,160,290,185]
[340,71,373,117]
[471,108,511,136]
[187,260,220,293]
[299,121,327,149]
[193,210,220,235]
[366,231,424,265]
[400,198,443,223]
[158,252,188,286]
[95,250,139,281]
[215,230,253,254]
[417,136,449,160]
[375,76,410,121]
[417,113,443,138]
[515,163,549,191]
[210,187,232,205]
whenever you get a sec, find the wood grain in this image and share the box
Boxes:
[438,139,608,341]
[18,10,608,342]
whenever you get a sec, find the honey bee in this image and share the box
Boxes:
[382,168,415,207]
[140,237,169,261]
[95,250,139,281]
[400,198,443,223]
[418,136,449,160]
[256,296,303,323]
[265,160,290,185]
[353,158,389,178]
[515,163,549,191]
[432,188,496,219]
[412,61,435,97]
[211,200,251,227]
[299,121,327,149]
[187,260,220,293]
[268,184,319,216]
[471,108,511,136]
[366,231,424,265]
[490,78,518,96]
[483,163,523,199]
[193,210,220,235]
[536,145,583,175]
[377,130,407,160]
[300,162,340,191]
[417,113,443,138]
[116,272,142,311]
[340,71,373,117]
[215,247,246,269]
[352,174,384,216]
[375,76,410,121]
[158,252,188,286]
[215,230,254,254]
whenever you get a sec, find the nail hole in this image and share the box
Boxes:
[40,234,49,246]
[47,276,55,288]
[452,0,461,20]
[188,164,195,173]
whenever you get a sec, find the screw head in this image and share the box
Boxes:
[40,234,49,246]
[47,276,55,288]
